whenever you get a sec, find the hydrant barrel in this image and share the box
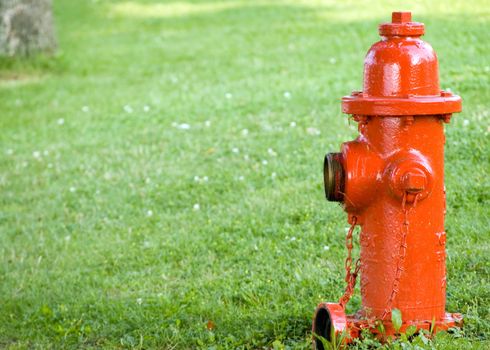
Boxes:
[355,116,446,321]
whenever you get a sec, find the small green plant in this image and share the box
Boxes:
[351,322,471,349]
[391,309,403,334]
[313,328,348,350]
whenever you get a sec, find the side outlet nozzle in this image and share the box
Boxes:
[324,153,345,202]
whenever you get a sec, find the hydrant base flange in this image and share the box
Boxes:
[313,303,462,347]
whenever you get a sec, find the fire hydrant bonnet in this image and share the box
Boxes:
[342,12,462,116]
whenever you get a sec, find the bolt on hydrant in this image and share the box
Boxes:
[312,12,463,347]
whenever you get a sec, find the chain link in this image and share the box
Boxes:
[339,216,360,309]
[380,192,420,320]
[337,192,419,314]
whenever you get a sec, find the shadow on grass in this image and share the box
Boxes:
[0,53,67,84]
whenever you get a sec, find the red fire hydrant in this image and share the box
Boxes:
[313,12,463,346]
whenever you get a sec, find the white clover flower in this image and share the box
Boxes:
[194,175,200,182]
[178,123,190,130]
[193,203,200,211]
[143,105,150,112]
[6,149,13,155]
[241,129,249,136]
[124,105,133,113]
[463,119,470,126]
[307,127,321,136]
[33,151,41,159]
[81,106,90,113]
[329,57,337,64]
[57,118,65,125]
[204,120,211,127]
[290,121,296,128]
[243,154,249,160]
[290,236,296,241]
[323,245,330,251]
[238,175,244,181]
[271,172,277,179]
[136,298,143,305]
[232,147,239,154]
[284,91,291,99]
[267,148,277,156]
[69,187,76,193]
[225,92,233,99]
[43,150,49,156]
[203,176,209,182]
[262,159,268,165]
[146,210,153,217]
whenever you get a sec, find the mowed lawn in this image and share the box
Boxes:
[0,0,489,348]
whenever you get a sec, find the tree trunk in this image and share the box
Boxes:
[0,0,56,56]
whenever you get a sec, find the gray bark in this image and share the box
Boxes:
[0,0,56,56]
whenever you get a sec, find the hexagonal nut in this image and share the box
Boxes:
[392,11,412,24]
[402,171,426,193]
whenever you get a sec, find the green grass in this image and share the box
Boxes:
[0,0,489,348]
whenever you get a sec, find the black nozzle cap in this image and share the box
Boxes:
[324,153,345,202]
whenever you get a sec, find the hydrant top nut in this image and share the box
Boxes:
[379,11,425,37]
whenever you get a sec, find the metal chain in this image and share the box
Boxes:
[339,216,360,309]
[380,192,420,320]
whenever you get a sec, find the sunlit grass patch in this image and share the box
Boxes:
[110,1,242,18]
